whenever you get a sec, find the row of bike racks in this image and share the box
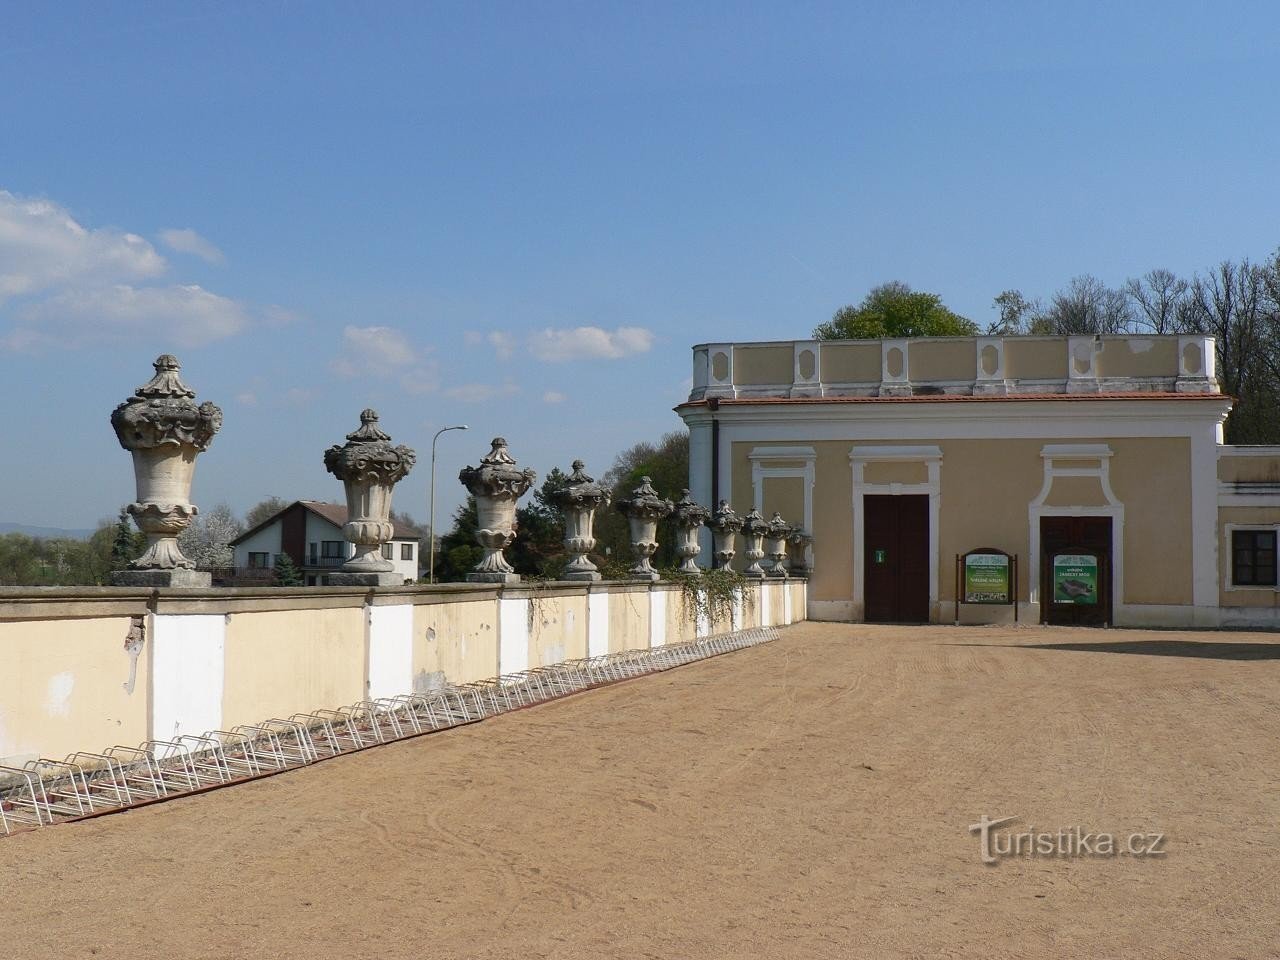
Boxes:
[0,626,779,836]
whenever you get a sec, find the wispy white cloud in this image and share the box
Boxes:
[400,362,442,395]
[236,391,258,406]
[261,304,302,327]
[542,390,566,404]
[527,325,654,362]
[445,381,520,404]
[15,284,248,349]
[0,189,278,352]
[0,190,165,302]
[487,330,516,360]
[331,325,417,377]
[158,227,224,264]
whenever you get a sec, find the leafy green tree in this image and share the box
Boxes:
[510,467,571,578]
[273,551,304,586]
[110,508,140,567]
[596,431,690,571]
[815,282,977,340]
[434,497,483,583]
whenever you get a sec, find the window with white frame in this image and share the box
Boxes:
[1232,529,1277,587]
[401,542,414,560]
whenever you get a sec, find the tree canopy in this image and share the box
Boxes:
[814,282,978,340]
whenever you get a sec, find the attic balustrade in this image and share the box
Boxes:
[689,334,1219,401]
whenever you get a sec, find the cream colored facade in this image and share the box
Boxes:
[681,334,1280,628]
[0,579,800,767]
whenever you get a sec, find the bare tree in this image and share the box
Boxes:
[1125,269,1193,334]
[1030,275,1133,335]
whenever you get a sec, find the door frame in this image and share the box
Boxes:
[1027,444,1124,619]
[850,445,942,622]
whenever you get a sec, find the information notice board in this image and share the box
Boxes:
[954,548,1018,622]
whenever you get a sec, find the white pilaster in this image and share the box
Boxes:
[151,614,224,741]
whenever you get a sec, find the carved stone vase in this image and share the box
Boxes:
[109,355,222,586]
[765,511,794,578]
[740,507,770,579]
[787,529,814,576]
[551,460,609,581]
[707,500,743,570]
[616,476,673,582]
[671,490,710,575]
[323,409,416,585]
[459,438,536,583]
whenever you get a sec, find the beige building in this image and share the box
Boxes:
[678,334,1280,628]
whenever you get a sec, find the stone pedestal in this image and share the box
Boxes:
[552,460,610,582]
[109,355,222,583]
[110,568,212,588]
[327,571,404,587]
[460,438,536,583]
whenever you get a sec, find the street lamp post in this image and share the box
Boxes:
[428,424,469,583]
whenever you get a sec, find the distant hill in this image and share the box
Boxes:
[0,522,97,540]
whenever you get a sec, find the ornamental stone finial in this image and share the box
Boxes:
[616,476,674,581]
[671,490,710,575]
[551,460,610,581]
[739,507,770,579]
[109,355,222,585]
[459,437,536,582]
[765,511,794,578]
[323,409,416,584]
[787,528,813,576]
[706,499,743,569]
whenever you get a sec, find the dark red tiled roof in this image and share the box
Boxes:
[677,391,1232,409]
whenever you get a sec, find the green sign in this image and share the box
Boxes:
[873,548,887,564]
[964,552,1011,604]
[1053,554,1098,605]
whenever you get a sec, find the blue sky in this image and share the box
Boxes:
[2,1,1278,531]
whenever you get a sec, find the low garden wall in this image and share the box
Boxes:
[0,578,806,767]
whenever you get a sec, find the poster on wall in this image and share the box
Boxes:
[1052,554,1098,604]
[963,552,1011,604]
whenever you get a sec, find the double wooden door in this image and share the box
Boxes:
[864,495,930,623]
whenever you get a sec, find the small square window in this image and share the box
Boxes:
[381,543,394,560]
[247,552,269,569]
[401,543,414,561]
[1232,530,1278,587]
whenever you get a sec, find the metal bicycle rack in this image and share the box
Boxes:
[0,625,778,836]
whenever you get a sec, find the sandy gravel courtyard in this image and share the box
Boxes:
[2,622,1279,959]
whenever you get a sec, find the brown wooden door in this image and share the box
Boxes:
[1040,516,1112,626]
[864,495,930,623]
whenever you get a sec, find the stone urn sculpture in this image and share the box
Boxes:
[783,529,814,576]
[707,500,743,570]
[787,529,814,577]
[740,507,770,579]
[323,409,416,585]
[551,460,610,582]
[459,438,536,583]
[765,511,794,578]
[671,490,710,575]
[109,355,222,586]
[615,476,673,581]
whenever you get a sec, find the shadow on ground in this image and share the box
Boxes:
[954,639,1280,661]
